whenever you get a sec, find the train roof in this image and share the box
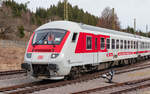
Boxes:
[36,21,150,40]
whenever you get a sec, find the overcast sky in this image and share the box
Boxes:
[13,0,150,32]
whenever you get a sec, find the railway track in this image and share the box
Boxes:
[1,61,150,94]
[0,70,26,76]
[72,77,150,94]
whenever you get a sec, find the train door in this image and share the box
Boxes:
[99,36,107,62]
[93,37,98,63]
[85,34,94,64]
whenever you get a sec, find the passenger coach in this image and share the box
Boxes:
[22,21,150,80]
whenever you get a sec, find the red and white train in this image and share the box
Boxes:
[22,21,150,80]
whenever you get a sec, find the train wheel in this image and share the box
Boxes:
[65,67,81,80]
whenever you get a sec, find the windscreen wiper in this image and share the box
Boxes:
[33,32,49,45]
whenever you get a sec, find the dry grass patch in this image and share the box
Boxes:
[0,46,25,71]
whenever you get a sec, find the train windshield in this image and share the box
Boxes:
[33,29,67,45]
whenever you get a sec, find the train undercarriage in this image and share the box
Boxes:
[66,55,150,80]
[22,55,150,80]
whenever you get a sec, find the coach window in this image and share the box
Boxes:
[128,41,130,49]
[116,39,119,49]
[126,40,128,49]
[134,41,136,49]
[131,41,133,49]
[100,38,105,50]
[124,40,126,49]
[106,38,110,49]
[86,36,92,50]
[142,42,144,49]
[121,40,123,49]
[112,39,115,49]
[72,33,78,42]
[147,42,148,49]
[95,38,98,49]
[137,42,138,49]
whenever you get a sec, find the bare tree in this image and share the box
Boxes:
[97,7,121,30]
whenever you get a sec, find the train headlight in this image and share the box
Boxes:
[51,53,59,59]
[26,53,32,58]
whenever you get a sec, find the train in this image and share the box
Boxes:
[22,21,150,80]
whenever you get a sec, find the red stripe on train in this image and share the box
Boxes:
[75,32,110,53]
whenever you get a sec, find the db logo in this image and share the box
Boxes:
[38,55,43,60]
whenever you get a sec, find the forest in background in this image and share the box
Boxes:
[0,0,149,40]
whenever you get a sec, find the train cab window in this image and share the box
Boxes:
[95,38,98,49]
[100,38,105,50]
[112,39,115,49]
[116,39,119,49]
[128,41,130,49]
[121,40,123,49]
[106,38,110,49]
[72,33,78,42]
[86,36,92,50]
[124,40,127,49]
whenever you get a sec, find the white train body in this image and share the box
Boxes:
[22,21,150,80]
